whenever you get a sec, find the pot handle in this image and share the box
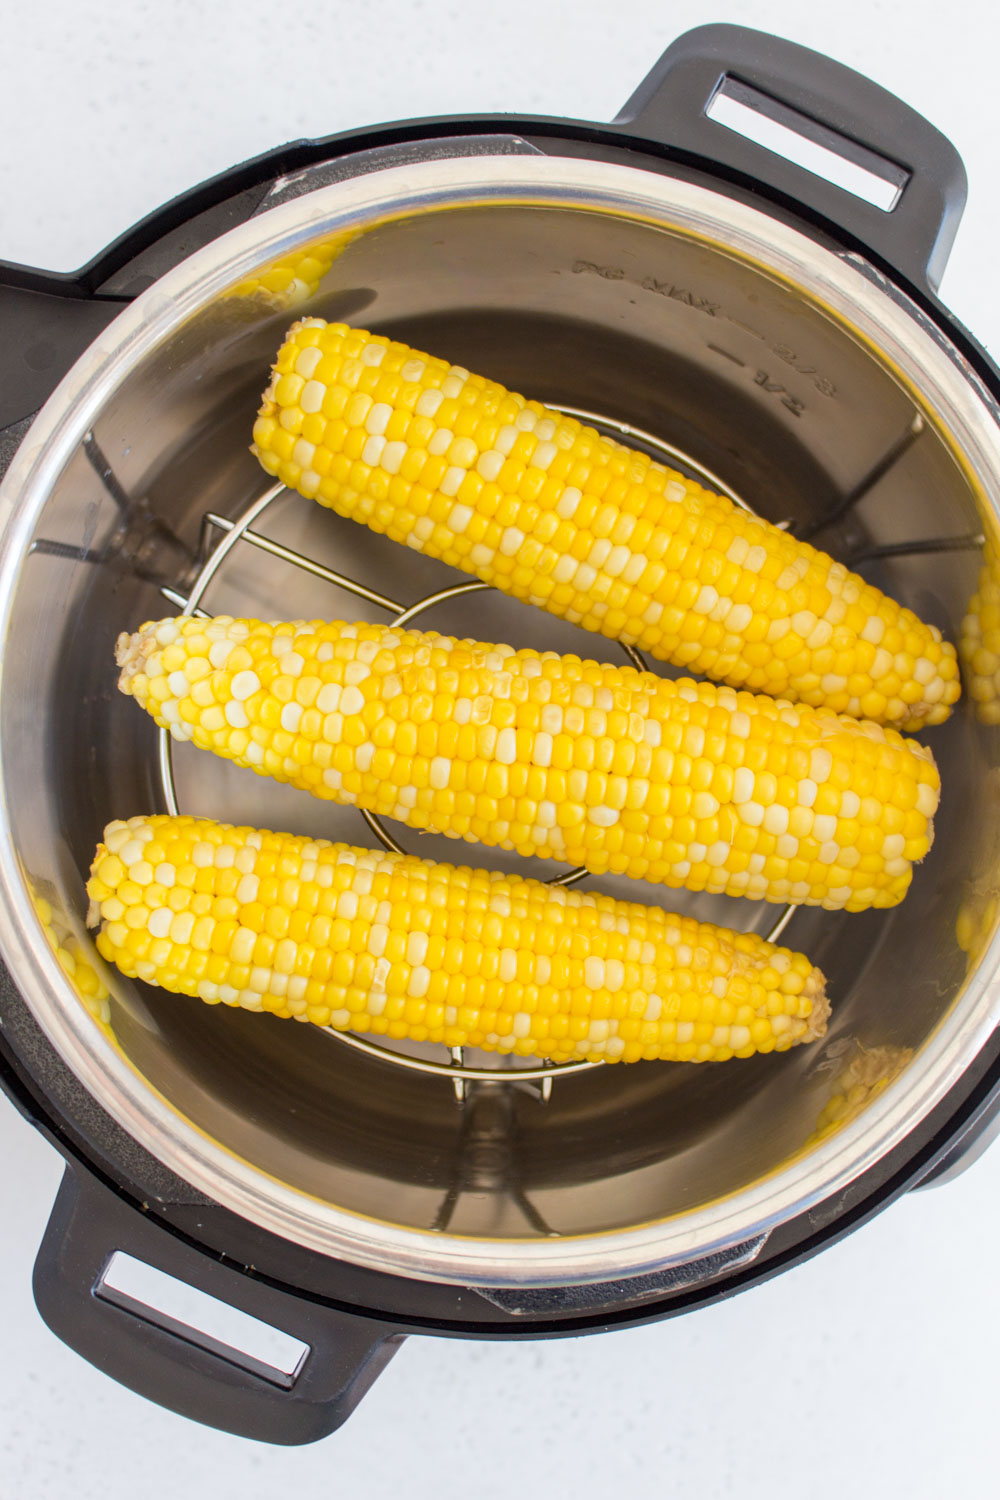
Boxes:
[614,23,967,295]
[0,272,130,454]
[33,1166,404,1445]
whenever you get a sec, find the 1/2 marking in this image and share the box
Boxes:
[753,368,806,417]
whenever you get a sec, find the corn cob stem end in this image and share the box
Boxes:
[800,967,830,1043]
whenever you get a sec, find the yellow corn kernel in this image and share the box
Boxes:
[87,814,829,1064]
[118,615,941,912]
[251,320,961,730]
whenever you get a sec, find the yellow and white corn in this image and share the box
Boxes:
[86,815,829,1065]
[117,614,941,912]
[251,320,960,731]
[960,539,1000,723]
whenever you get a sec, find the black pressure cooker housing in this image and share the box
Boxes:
[1,26,999,1445]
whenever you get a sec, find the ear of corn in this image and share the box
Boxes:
[117,614,940,913]
[86,814,829,1065]
[960,539,1000,723]
[250,319,960,732]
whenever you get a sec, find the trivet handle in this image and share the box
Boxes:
[615,23,967,295]
[33,1165,404,1445]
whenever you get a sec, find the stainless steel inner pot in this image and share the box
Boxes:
[3,152,1000,1286]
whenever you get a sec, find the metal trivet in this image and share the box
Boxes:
[154,406,804,1098]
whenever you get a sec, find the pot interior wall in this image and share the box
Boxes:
[4,189,994,1242]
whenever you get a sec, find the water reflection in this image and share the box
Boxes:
[807,1042,912,1147]
[28,875,110,1028]
[225,230,360,311]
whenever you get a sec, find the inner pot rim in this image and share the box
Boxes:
[2,152,999,1288]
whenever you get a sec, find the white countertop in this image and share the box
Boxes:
[2,1,998,1492]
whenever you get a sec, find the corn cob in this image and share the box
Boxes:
[960,539,1000,724]
[86,814,829,1064]
[117,614,941,913]
[250,319,960,731]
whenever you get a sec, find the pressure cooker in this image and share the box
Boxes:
[2,24,999,1445]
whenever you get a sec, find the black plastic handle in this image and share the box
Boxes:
[33,1167,403,1445]
[615,24,967,294]
[0,279,130,442]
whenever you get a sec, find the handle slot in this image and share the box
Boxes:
[97,1251,310,1387]
[706,76,908,211]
